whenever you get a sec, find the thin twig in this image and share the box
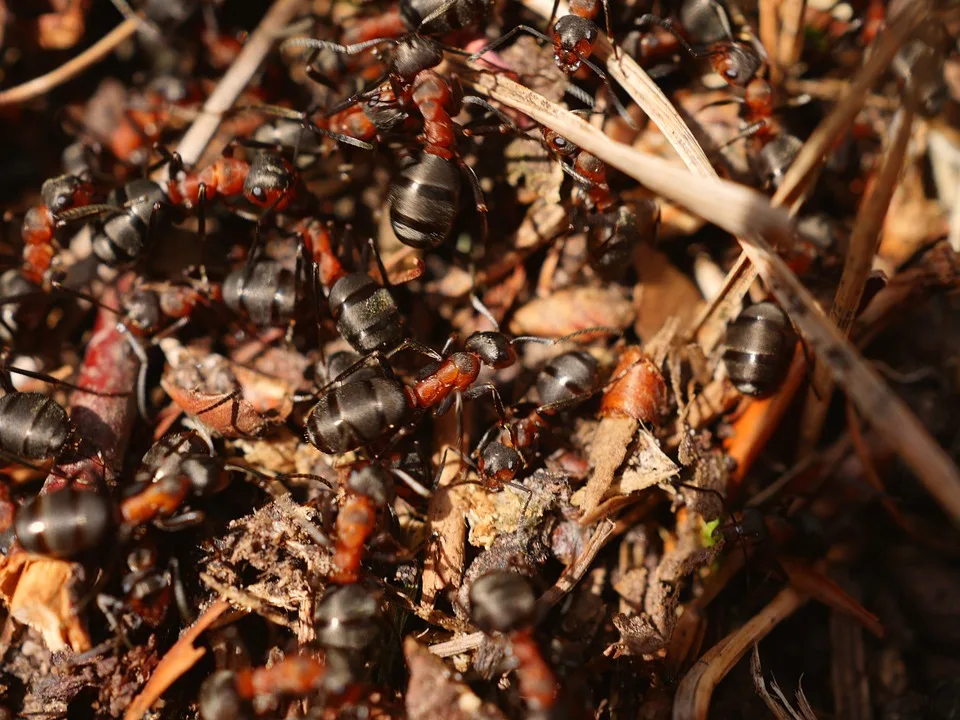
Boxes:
[673,587,809,720]
[463,69,960,524]
[799,106,913,453]
[776,0,807,72]
[171,0,308,170]
[0,18,140,107]
[759,0,782,88]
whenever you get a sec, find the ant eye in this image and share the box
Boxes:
[725,68,739,79]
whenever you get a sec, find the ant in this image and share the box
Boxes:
[306,321,618,455]
[469,570,562,714]
[314,583,383,653]
[474,350,601,491]
[54,177,171,267]
[636,0,764,87]
[540,127,659,278]
[199,650,359,720]
[328,462,396,584]
[283,33,512,250]
[13,430,268,559]
[721,301,796,397]
[20,172,98,284]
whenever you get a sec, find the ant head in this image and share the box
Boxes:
[465,331,516,369]
[198,670,247,720]
[469,570,537,633]
[242,152,296,209]
[347,463,395,507]
[709,42,762,87]
[314,584,382,651]
[541,128,579,158]
[124,288,163,335]
[392,35,444,81]
[553,16,597,73]
[41,174,93,214]
[478,442,522,487]
[180,454,231,497]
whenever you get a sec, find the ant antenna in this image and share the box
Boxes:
[470,292,500,331]
[281,36,399,58]
[510,326,622,346]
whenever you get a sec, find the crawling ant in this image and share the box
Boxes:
[284,33,510,250]
[636,0,764,87]
[13,431,261,559]
[540,127,659,277]
[20,172,97,283]
[329,462,396,584]
[469,570,561,713]
[306,324,617,455]
[476,350,601,490]
[199,650,358,720]
[54,178,170,267]
[721,301,796,397]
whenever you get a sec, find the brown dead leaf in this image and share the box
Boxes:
[124,599,231,720]
[404,638,508,720]
[0,553,90,652]
[576,417,638,514]
[613,429,680,495]
[633,244,705,341]
[160,338,271,438]
[509,286,635,338]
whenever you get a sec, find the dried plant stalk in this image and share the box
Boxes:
[799,107,914,453]
[673,588,809,720]
[759,0,782,87]
[776,0,808,71]
[464,71,960,523]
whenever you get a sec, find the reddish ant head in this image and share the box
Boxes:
[478,442,523,488]
[743,78,774,118]
[552,16,598,73]
[709,42,762,87]
[541,129,579,158]
[469,570,537,634]
[346,464,395,507]
[199,671,249,720]
[41,174,94,213]
[314,584,382,651]
[242,152,296,210]
[392,36,444,82]
[465,332,517,369]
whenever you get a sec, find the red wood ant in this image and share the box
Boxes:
[283,33,511,250]
[636,0,764,87]
[306,324,618,455]
[20,173,97,284]
[469,570,561,713]
[199,650,359,720]
[328,462,396,584]
[540,126,659,277]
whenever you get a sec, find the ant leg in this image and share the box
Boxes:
[459,159,488,248]
[459,96,520,137]
[195,184,210,289]
[316,352,392,394]
[578,54,639,130]
[154,510,206,531]
[119,328,152,421]
[505,479,533,518]
[460,382,518,447]
[150,143,184,176]
[600,0,618,59]
[547,0,561,36]
[635,15,715,60]
[467,26,554,64]
[96,594,134,650]
[367,236,393,291]
[389,467,433,498]
[385,338,443,363]
[511,325,623,345]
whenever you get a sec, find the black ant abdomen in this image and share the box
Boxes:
[535,350,600,406]
[306,377,410,454]
[223,260,298,327]
[0,391,72,461]
[314,583,382,651]
[389,153,461,250]
[15,487,116,559]
[93,179,169,266]
[721,301,795,397]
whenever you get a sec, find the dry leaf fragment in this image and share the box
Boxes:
[404,638,508,720]
[509,286,635,338]
[614,429,679,495]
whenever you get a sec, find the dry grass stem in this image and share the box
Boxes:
[759,0,782,87]
[465,71,960,522]
[0,18,140,107]
[800,107,914,453]
[673,588,809,720]
[776,0,808,71]
[171,0,308,169]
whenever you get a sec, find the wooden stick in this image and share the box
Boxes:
[0,18,140,107]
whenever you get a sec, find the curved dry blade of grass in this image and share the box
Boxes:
[799,107,914,453]
[171,0,307,170]
[463,71,960,523]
